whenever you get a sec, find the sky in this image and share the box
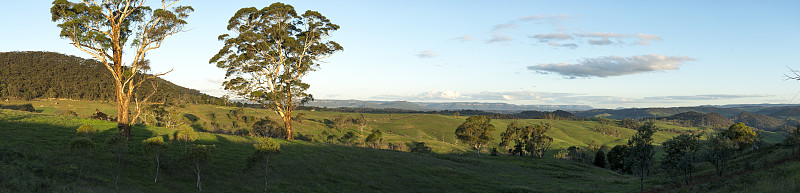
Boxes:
[1,0,799,109]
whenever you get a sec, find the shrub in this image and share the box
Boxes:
[76,124,98,137]
[410,142,432,153]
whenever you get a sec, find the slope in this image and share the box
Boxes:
[0,109,642,192]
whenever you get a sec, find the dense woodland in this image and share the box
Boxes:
[0,51,223,105]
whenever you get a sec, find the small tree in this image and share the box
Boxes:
[607,144,629,172]
[593,150,607,168]
[354,114,368,135]
[76,124,98,137]
[784,125,800,155]
[526,123,553,159]
[626,121,656,191]
[339,131,359,146]
[725,122,759,151]
[245,138,281,193]
[706,132,735,177]
[173,127,198,152]
[251,117,285,139]
[365,130,383,149]
[106,133,127,187]
[661,133,701,185]
[295,113,306,124]
[142,136,169,183]
[410,142,432,153]
[500,121,527,156]
[70,137,94,181]
[455,115,495,156]
[185,144,215,192]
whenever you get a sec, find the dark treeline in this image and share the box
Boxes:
[0,51,225,105]
[651,111,797,132]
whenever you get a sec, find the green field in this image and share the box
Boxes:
[2,99,798,192]
[0,108,646,192]
[1,99,718,155]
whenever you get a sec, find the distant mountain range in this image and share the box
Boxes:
[304,99,594,112]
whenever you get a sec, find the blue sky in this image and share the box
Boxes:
[1,0,799,108]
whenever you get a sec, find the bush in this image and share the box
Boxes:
[76,124,98,137]
[57,109,78,117]
[410,142,432,153]
[251,117,285,138]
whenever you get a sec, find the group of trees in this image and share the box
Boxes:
[48,0,340,142]
[498,121,553,158]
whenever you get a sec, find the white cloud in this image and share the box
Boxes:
[494,23,517,30]
[528,54,695,78]
[573,32,662,46]
[487,33,513,43]
[531,32,574,42]
[634,33,662,45]
[454,35,475,42]
[547,42,578,49]
[416,50,439,58]
[519,14,572,24]
[587,38,613,45]
[644,94,771,101]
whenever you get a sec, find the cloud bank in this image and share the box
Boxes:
[528,54,694,78]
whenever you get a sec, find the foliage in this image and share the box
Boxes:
[660,133,701,185]
[173,127,198,152]
[626,121,656,191]
[294,113,305,124]
[784,125,800,154]
[75,124,98,137]
[245,138,281,193]
[0,51,220,104]
[607,144,629,172]
[142,136,168,183]
[70,137,94,155]
[525,123,553,159]
[210,2,343,140]
[618,118,639,130]
[724,122,759,151]
[0,103,36,112]
[184,144,215,192]
[593,150,607,168]
[410,142,432,153]
[338,131,360,146]
[365,130,383,148]
[106,132,127,187]
[706,132,735,177]
[51,0,193,139]
[251,117,285,139]
[455,115,495,156]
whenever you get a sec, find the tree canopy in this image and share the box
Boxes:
[210,2,343,140]
[51,0,193,139]
[455,115,495,156]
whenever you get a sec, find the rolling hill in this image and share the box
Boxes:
[0,51,221,104]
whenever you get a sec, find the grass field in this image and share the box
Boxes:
[1,99,721,155]
[0,109,645,192]
[2,99,798,192]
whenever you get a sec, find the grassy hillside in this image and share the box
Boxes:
[0,109,646,192]
[1,99,723,156]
